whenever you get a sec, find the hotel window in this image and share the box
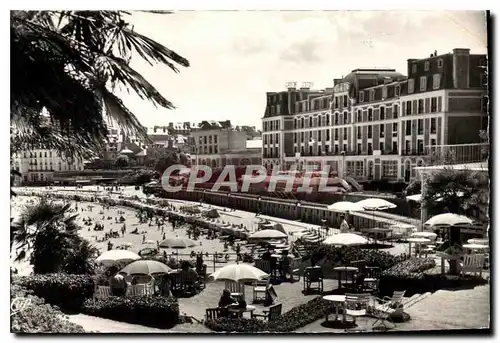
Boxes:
[214,146,218,153]
[326,115,330,126]
[433,74,441,90]
[412,64,417,74]
[49,151,52,157]
[369,90,375,102]
[418,99,424,114]
[301,132,304,142]
[393,104,398,118]
[357,127,361,139]
[382,160,398,177]
[334,129,338,140]
[275,133,279,143]
[431,118,437,134]
[204,136,207,144]
[408,79,414,93]
[380,124,385,137]
[357,110,362,122]
[343,127,347,138]
[204,147,208,154]
[343,111,348,124]
[424,61,430,71]
[420,76,427,92]
[334,145,339,154]
[198,137,202,145]
[392,141,398,153]
[405,140,411,154]
[357,143,362,154]
[431,138,437,146]
[294,119,297,129]
[406,101,412,115]
[326,130,330,141]
[309,117,313,127]
[395,85,400,97]
[368,126,373,139]
[301,118,305,128]
[431,97,437,112]
[334,113,339,125]
[368,108,373,121]
[277,104,281,114]
[294,133,297,143]
[209,136,212,144]
[392,123,398,137]
[39,152,42,158]
[209,146,213,154]
[214,135,218,143]
[301,147,305,155]
[405,121,411,135]
[269,135,273,144]
[380,106,385,120]
[437,58,443,68]
[343,144,347,153]
[379,142,384,152]
[418,119,423,134]
[309,146,313,155]
[359,91,364,102]
[417,139,424,154]
[382,86,388,99]
[335,97,339,108]
[368,143,373,154]
[318,130,322,141]
[343,95,348,107]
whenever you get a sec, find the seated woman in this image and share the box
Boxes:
[218,289,238,318]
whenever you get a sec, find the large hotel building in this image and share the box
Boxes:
[262,48,488,182]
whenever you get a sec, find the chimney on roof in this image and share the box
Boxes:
[434,50,437,56]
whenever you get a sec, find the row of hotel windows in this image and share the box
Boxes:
[264,137,438,158]
[197,135,218,145]
[198,146,219,155]
[14,151,55,158]
[359,74,441,102]
[289,118,436,143]
[263,120,281,132]
[295,97,331,113]
[346,160,399,178]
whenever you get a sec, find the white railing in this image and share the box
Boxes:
[425,143,489,166]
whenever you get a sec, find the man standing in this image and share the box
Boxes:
[108,267,128,297]
[339,215,350,233]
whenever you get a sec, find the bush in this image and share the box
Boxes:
[310,245,408,272]
[82,295,179,329]
[11,284,86,333]
[206,296,331,333]
[378,257,487,297]
[14,274,95,311]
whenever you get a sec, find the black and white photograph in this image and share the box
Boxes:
[9,8,491,334]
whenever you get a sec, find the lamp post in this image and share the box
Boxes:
[341,150,346,179]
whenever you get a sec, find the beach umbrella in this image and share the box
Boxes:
[327,201,365,212]
[122,242,133,248]
[159,236,196,263]
[249,229,287,240]
[356,198,396,211]
[389,223,417,236]
[406,191,465,203]
[467,238,489,245]
[95,250,140,265]
[323,233,368,246]
[120,260,172,276]
[209,263,269,282]
[411,232,437,240]
[144,240,156,245]
[424,213,474,228]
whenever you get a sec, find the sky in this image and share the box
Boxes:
[117,10,488,129]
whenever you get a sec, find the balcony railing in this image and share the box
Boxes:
[426,143,489,166]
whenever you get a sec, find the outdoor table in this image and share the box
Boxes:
[333,266,358,289]
[228,305,256,318]
[467,239,488,245]
[407,238,431,257]
[462,244,489,252]
[323,295,346,322]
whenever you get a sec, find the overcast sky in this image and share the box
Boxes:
[118,10,488,129]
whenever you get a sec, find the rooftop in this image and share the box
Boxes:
[246,139,262,149]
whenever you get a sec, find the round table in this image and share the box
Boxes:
[228,305,256,318]
[323,295,346,322]
[462,244,489,252]
[333,266,358,289]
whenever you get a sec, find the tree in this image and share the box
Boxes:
[11,11,189,158]
[154,152,178,174]
[62,237,98,274]
[115,155,129,169]
[422,168,489,224]
[11,199,97,274]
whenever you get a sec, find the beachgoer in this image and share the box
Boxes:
[108,267,128,296]
[339,215,350,233]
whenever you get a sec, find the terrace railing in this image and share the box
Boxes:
[426,143,489,166]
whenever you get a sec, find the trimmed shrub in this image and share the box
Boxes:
[82,295,179,329]
[14,274,95,311]
[206,296,331,333]
[378,257,487,297]
[11,284,86,333]
[310,245,408,272]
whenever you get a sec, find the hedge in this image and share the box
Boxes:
[14,274,95,311]
[205,296,332,333]
[11,283,86,333]
[310,245,409,272]
[378,257,488,297]
[82,295,179,329]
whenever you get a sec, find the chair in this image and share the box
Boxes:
[95,285,112,298]
[255,259,271,274]
[205,307,222,321]
[251,303,282,322]
[345,293,371,326]
[371,290,406,330]
[363,267,381,293]
[290,259,301,282]
[181,271,199,295]
[303,266,323,293]
[253,277,270,303]
[225,280,245,301]
[459,254,485,277]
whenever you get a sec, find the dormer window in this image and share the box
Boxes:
[412,64,417,74]
[437,58,444,68]
[424,61,430,71]
[359,91,364,102]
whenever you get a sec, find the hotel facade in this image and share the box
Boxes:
[262,48,488,182]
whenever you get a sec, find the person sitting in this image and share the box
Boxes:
[218,289,237,318]
[279,250,294,280]
[108,267,128,297]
